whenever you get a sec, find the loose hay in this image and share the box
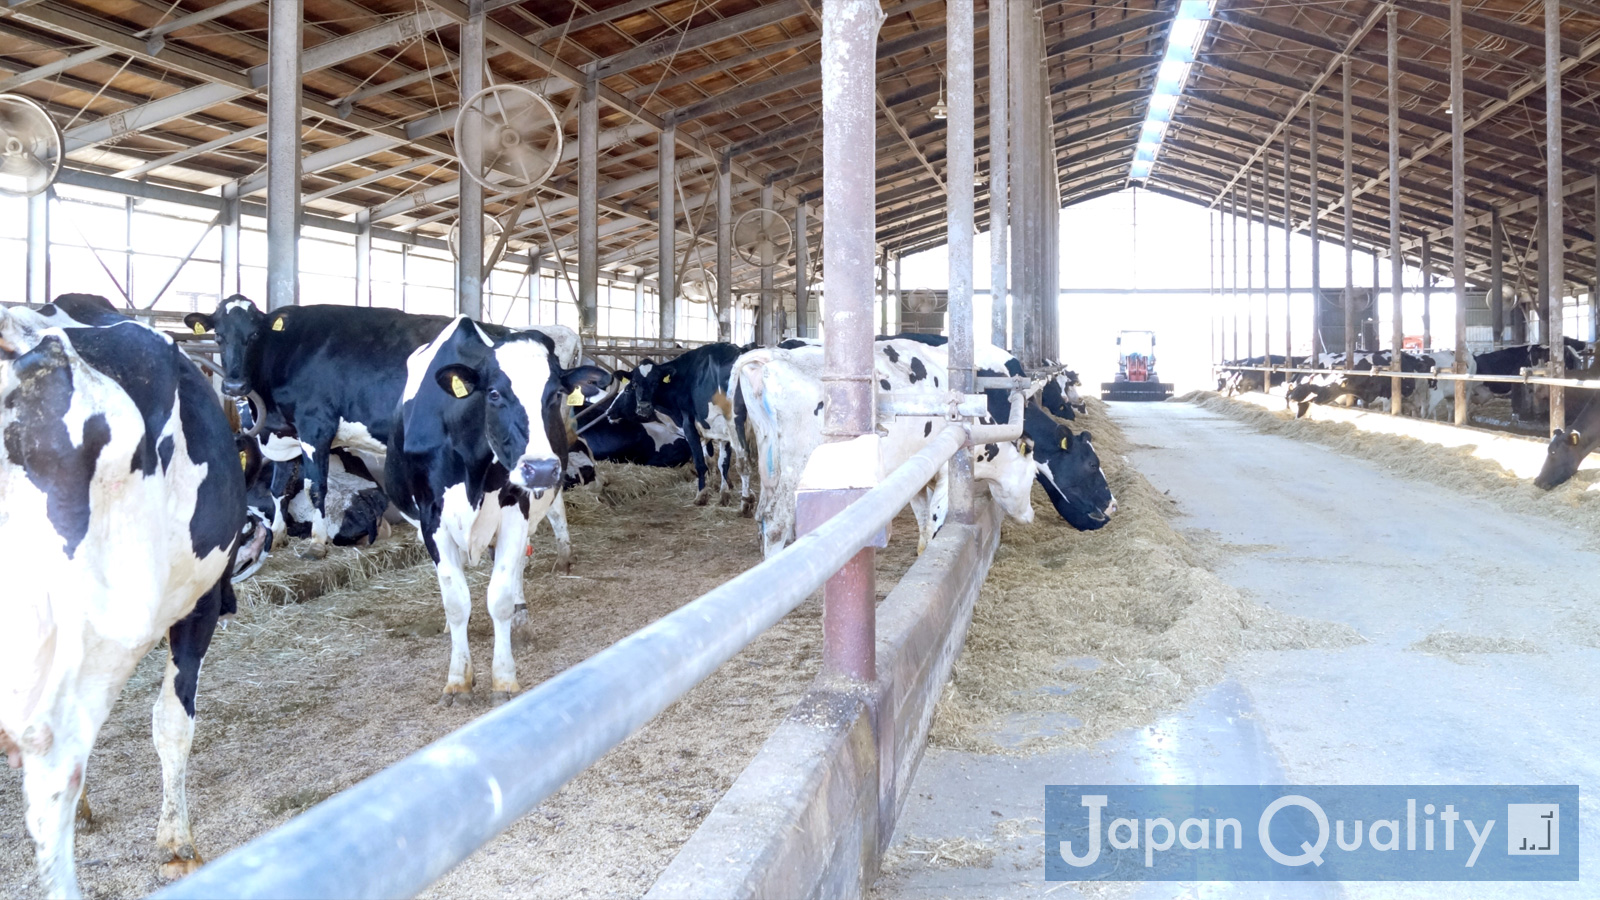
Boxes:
[1409,630,1545,663]
[881,836,997,871]
[236,528,429,607]
[1180,391,1600,537]
[930,398,1364,756]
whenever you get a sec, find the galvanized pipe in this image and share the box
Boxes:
[1284,134,1293,365]
[1262,153,1271,367]
[947,0,975,526]
[1450,0,1469,424]
[1246,165,1254,361]
[25,190,47,306]
[578,72,599,334]
[819,0,881,683]
[153,421,966,900]
[1231,187,1239,363]
[266,0,301,311]
[717,155,733,342]
[988,0,1008,350]
[1490,207,1504,348]
[1390,5,1404,413]
[658,126,676,340]
[456,0,485,319]
[794,202,809,337]
[220,182,240,298]
[1547,0,1566,433]
[1007,0,1035,365]
[1594,178,1600,342]
[1422,237,1433,349]
[1343,57,1355,362]
[760,181,775,345]
[1309,94,1321,361]
[355,210,371,307]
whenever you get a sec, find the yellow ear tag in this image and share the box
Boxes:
[618,377,629,388]
[450,374,469,398]
[566,387,584,406]
[239,451,248,471]
[1571,432,1582,446]
[1059,437,1069,450]
[192,322,206,335]
[271,317,285,332]
[662,373,671,384]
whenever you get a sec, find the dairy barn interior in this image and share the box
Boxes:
[4,0,1600,897]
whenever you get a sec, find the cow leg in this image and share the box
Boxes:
[735,446,755,519]
[488,502,533,704]
[433,535,475,704]
[909,490,931,555]
[296,427,337,560]
[20,722,91,899]
[541,492,572,575]
[684,415,711,505]
[715,441,734,507]
[152,587,221,882]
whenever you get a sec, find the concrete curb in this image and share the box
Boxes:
[647,500,1005,900]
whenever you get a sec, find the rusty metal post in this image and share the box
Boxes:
[819,0,881,684]
[947,0,975,525]
[1450,0,1470,424]
[1547,0,1566,432]
[1389,3,1404,414]
[794,202,809,337]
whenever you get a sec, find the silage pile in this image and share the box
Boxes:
[1181,390,1600,536]
[929,398,1363,755]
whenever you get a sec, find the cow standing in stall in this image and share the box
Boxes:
[1,303,245,896]
[386,318,607,705]
[185,297,584,570]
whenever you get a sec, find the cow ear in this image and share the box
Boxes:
[661,372,672,384]
[434,364,480,399]
[184,312,214,335]
[1058,433,1071,451]
[561,364,611,397]
[269,313,288,332]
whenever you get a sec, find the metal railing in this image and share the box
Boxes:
[1216,363,1600,391]
[154,421,988,900]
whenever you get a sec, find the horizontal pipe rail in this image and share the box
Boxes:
[154,425,971,900]
[1215,364,1600,391]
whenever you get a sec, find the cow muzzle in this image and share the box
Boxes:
[515,457,562,495]
[222,378,249,397]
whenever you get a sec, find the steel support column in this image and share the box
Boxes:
[819,0,880,685]
[1593,178,1600,341]
[947,0,975,525]
[1231,187,1239,363]
[1262,153,1271,369]
[266,0,301,311]
[1422,237,1432,349]
[1284,134,1293,365]
[456,0,486,319]
[760,181,775,345]
[1547,0,1566,432]
[658,126,676,340]
[1246,167,1254,361]
[26,190,48,306]
[988,0,1008,350]
[1309,95,1322,362]
[220,181,240,298]
[795,202,809,337]
[578,71,599,334]
[1008,1,1039,365]
[355,210,372,307]
[716,155,733,342]
[1450,0,1469,424]
[1343,57,1355,362]
[1490,208,1504,347]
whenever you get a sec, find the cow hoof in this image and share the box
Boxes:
[717,491,733,507]
[490,691,515,706]
[75,793,93,829]
[296,542,328,561]
[692,490,710,507]
[158,851,204,882]
[439,690,475,708]
[738,497,755,519]
[554,551,571,575]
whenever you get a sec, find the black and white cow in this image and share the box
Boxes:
[385,318,607,705]
[0,303,245,895]
[184,296,581,567]
[1535,392,1600,489]
[29,292,130,328]
[610,342,753,513]
[571,374,692,468]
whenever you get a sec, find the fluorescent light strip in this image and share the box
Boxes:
[1128,0,1215,183]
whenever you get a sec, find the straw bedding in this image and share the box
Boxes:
[0,462,927,900]
[929,398,1363,755]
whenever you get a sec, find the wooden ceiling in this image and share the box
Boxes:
[4,0,1600,292]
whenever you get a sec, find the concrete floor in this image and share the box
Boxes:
[876,401,1600,899]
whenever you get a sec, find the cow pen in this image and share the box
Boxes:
[11,0,1600,898]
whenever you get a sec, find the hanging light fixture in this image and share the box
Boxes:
[1129,0,1216,183]
[931,71,948,120]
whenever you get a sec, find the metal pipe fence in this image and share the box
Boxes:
[1214,363,1600,391]
[154,422,982,900]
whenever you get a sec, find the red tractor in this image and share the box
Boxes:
[1101,330,1174,401]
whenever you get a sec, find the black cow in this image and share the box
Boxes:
[32,292,129,327]
[1023,400,1116,530]
[385,318,606,705]
[0,303,245,895]
[611,342,752,512]
[184,296,579,565]
[572,376,692,468]
[1535,390,1600,489]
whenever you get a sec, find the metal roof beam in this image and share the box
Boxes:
[1391,0,1582,58]
[1045,8,1173,58]
[594,0,805,80]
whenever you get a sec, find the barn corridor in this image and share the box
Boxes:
[876,400,1600,899]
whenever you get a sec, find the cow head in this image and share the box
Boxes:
[184,294,278,397]
[1025,402,1115,530]
[614,358,671,422]
[1039,370,1085,420]
[419,320,610,496]
[1535,427,1590,490]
